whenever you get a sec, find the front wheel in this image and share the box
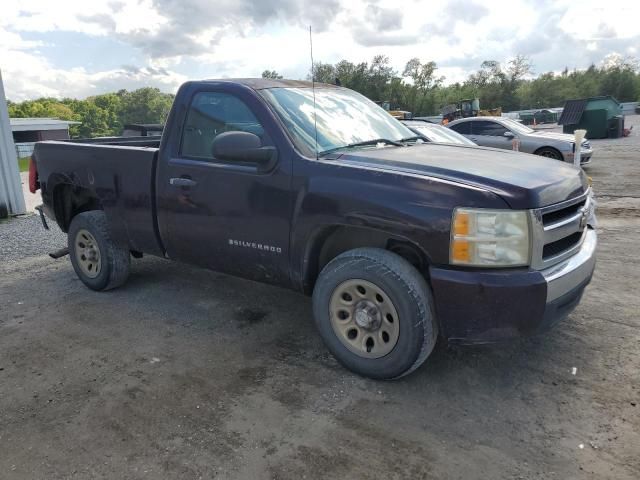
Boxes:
[535,147,563,160]
[68,211,130,291]
[312,248,438,379]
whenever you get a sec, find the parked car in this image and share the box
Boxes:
[401,120,477,146]
[29,79,597,379]
[447,116,593,165]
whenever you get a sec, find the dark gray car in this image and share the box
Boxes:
[447,117,593,165]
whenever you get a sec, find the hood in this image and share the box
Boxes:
[337,144,588,209]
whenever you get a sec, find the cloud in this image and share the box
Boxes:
[1,0,640,101]
[446,0,489,24]
[352,29,419,47]
[596,22,617,39]
[77,14,117,32]
[0,43,187,101]
[365,4,403,30]
[351,2,414,46]
[127,0,343,58]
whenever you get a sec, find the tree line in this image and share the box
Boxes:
[6,56,639,140]
[7,88,175,138]
[304,54,640,116]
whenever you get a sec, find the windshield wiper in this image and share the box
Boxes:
[399,135,425,143]
[318,138,404,156]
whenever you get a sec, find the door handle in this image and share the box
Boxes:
[169,177,197,187]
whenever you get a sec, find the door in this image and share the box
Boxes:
[469,120,514,150]
[157,88,293,286]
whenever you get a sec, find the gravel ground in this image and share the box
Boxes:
[0,215,65,264]
[1,117,639,479]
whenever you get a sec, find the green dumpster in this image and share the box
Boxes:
[559,96,623,139]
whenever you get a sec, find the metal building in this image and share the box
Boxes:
[11,118,79,158]
[0,69,26,217]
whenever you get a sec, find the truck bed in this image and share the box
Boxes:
[66,135,162,147]
[34,140,163,256]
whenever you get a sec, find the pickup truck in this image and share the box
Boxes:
[29,79,597,379]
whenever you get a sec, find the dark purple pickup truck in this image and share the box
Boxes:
[30,79,597,379]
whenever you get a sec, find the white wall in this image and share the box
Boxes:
[0,69,26,216]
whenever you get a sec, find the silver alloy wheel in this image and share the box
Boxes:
[329,279,400,358]
[75,229,102,279]
[538,149,561,159]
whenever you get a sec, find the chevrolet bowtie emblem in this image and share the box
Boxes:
[579,208,589,229]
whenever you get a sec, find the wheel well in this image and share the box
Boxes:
[53,184,102,232]
[304,225,429,294]
[534,146,563,159]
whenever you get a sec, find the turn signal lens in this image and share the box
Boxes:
[451,239,470,263]
[453,211,470,236]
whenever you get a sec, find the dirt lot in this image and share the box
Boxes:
[1,117,639,480]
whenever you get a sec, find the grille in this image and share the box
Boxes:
[543,232,583,259]
[532,190,591,269]
[542,198,586,225]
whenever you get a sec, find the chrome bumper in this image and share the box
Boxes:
[542,228,597,302]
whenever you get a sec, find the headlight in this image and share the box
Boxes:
[450,208,530,267]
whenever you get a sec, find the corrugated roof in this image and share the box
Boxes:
[558,99,588,125]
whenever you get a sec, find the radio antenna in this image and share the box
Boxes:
[309,25,319,159]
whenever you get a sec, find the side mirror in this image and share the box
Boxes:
[211,131,277,170]
[503,131,515,139]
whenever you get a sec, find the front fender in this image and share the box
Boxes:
[289,158,509,292]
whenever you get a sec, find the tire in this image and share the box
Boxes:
[68,211,130,291]
[535,147,563,160]
[312,248,438,380]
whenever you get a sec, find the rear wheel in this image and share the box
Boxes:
[312,248,438,379]
[68,211,130,291]
[535,147,563,160]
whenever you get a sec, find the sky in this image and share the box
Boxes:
[1,0,639,101]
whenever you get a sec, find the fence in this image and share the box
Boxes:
[15,142,35,159]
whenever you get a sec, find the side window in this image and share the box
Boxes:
[181,92,265,160]
[472,121,507,136]
[449,122,471,134]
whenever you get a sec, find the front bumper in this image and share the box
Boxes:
[565,148,593,165]
[429,229,597,344]
[580,149,593,165]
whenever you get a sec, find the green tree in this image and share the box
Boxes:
[261,70,283,79]
[402,58,443,115]
[116,88,174,127]
[310,62,336,83]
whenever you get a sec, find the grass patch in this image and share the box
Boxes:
[18,157,30,172]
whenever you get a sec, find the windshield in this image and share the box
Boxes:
[260,87,415,156]
[409,124,476,146]
[501,118,534,134]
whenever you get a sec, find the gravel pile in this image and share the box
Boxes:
[0,214,66,264]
